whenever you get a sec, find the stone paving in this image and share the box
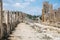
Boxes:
[8,23,60,40]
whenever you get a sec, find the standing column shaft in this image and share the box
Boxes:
[0,0,3,39]
[10,12,12,31]
[15,12,19,22]
[7,11,10,34]
[42,9,44,22]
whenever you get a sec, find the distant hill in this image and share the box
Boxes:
[26,14,41,20]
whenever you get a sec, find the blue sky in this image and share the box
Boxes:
[3,0,60,16]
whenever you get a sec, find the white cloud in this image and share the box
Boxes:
[13,0,36,8]
[13,2,30,8]
[3,0,41,15]
[24,0,36,2]
[13,3,21,7]
[3,0,36,9]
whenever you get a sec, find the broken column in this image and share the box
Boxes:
[7,11,10,35]
[19,12,22,22]
[42,9,44,22]
[15,11,19,23]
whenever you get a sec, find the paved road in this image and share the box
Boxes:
[9,23,41,40]
[8,23,60,40]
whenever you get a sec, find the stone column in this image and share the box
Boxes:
[49,4,53,23]
[18,12,22,22]
[15,12,16,22]
[14,12,16,23]
[12,12,16,23]
[42,9,44,22]
[10,11,13,31]
[16,12,19,22]
[21,13,23,22]
[7,11,10,34]
[15,12,18,22]
[17,12,19,21]
[0,0,3,39]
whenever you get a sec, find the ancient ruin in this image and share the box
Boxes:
[42,2,60,24]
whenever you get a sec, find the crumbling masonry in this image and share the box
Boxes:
[42,2,60,24]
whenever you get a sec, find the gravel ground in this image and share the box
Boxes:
[8,23,60,40]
